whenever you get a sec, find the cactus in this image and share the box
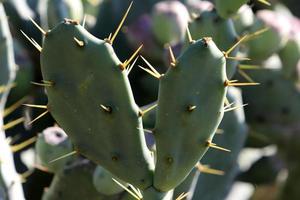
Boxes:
[40,19,154,189]
[7,0,300,199]
[2,0,42,66]
[232,5,255,35]
[215,0,248,19]
[242,55,300,131]
[185,0,214,17]
[93,165,127,196]
[280,136,300,200]
[278,17,300,80]
[142,187,173,200]
[192,87,248,200]
[120,187,173,200]
[35,126,74,173]
[173,168,199,200]
[246,10,291,62]
[151,0,189,45]
[238,155,282,185]
[39,0,84,29]
[241,54,300,199]
[0,3,25,200]
[42,159,115,200]
[189,9,240,78]
[0,3,16,106]
[141,102,157,151]
[153,37,227,191]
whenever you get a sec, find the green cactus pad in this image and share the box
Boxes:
[278,34,300,80]
[246,10,291,62]
[151,1,189,45]
[153,38,227,191]
[41,0,83,29]
[192,87,248,200]
[189,10,239,78]
[40,20,154,189]
[35,126,74,173]
[243,67,300,126]
[42,159,116,200]
[215,0,248,19]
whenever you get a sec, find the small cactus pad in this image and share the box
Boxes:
[35,126,74,173]
[215,0,248,19]
[42,159,113,200]
[246,10,292,62]
[151,0,189,45]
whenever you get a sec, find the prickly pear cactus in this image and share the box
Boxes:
[192,87,248,200]
[40,19,154,189]
[242,55,300,131]
[215,0,248,19]
[189,9,240,78]
[42,159,115,200]
[151,0,189,45]
[246,10,291,62]
[0,4,15,105]
[0,3,24,200]
[39,0,84,29]
[153,37,227,191]
[173,168,200,200]
[35,126,74,173]
[232,5,255,35]
[241,53,300,200]
[185,0,214,17]
[93,165,127,196]
[278,22,300,80]
[11,0,275,199]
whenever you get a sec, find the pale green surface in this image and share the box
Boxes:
[215,0,248,18]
